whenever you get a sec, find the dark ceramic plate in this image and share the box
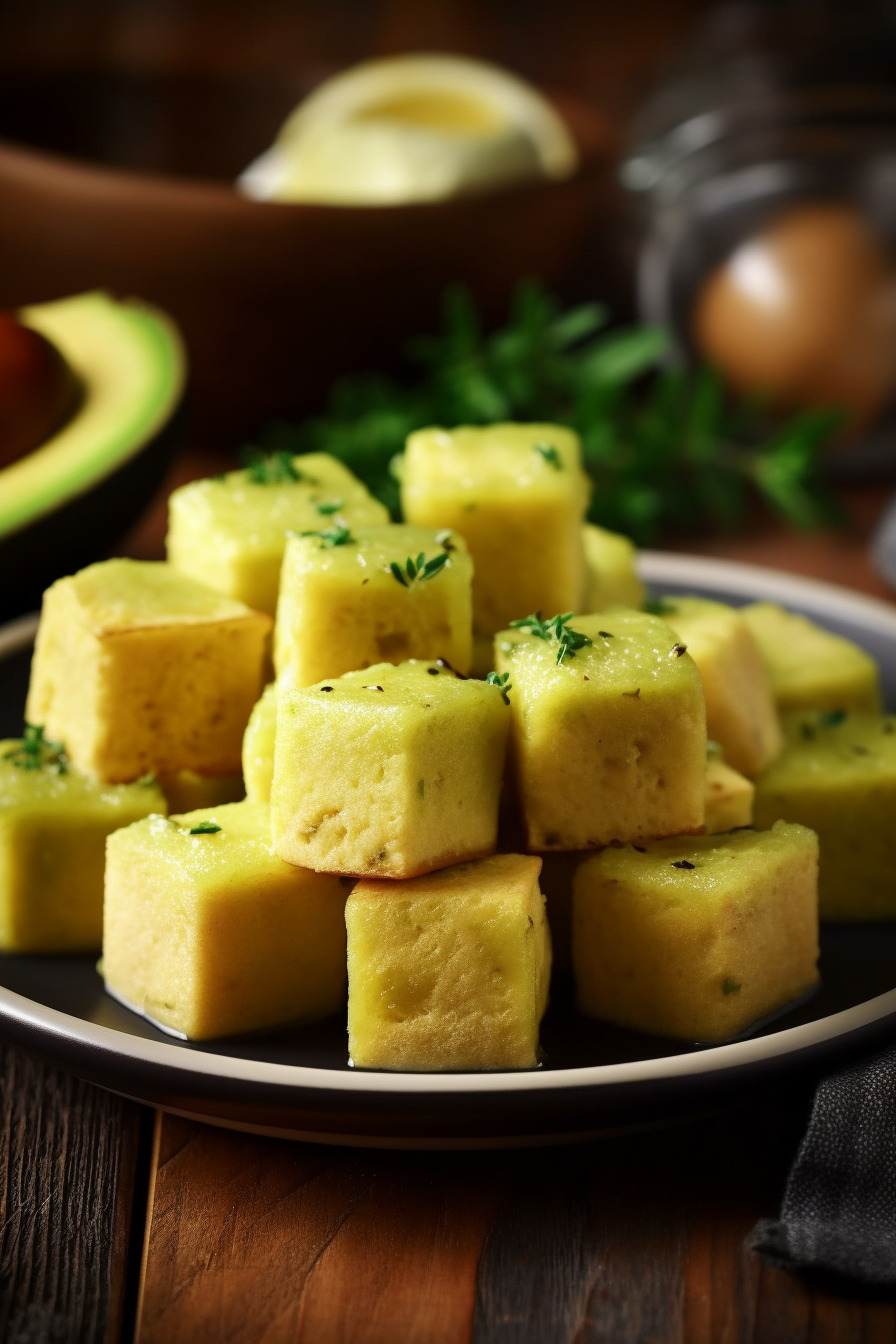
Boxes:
[1,554,895,1148]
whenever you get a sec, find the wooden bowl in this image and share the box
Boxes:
[0,98,611,444]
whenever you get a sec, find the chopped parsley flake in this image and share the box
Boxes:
[188,821,222,835]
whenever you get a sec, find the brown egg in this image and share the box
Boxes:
[694,203,896,434]
[0,311,79,469]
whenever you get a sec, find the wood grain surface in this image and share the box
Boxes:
[0,1043,148,1344]
[136,1092,896,1344]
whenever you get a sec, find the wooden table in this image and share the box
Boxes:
[2,468,896,1343]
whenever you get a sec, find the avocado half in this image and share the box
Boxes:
[0,291,186,619]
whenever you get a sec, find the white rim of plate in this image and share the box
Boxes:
[1,553,895,1100]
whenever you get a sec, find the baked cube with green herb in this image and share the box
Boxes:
[166,451,389,616]
[102,800,348,1040]
[0,729,165,952]
[242,683,278,804]
[346,853,550,1070]
[400,423,589,636]
[704,748,754,833]
[272,660,510,878]
[573,822,819,1042]
[493,610,706,850]
[741,602,881,716]
[651,595,781,777]
[26,559,270,783]
[581,524,645,612]
[754,710,896,919]
[274,524,473,688]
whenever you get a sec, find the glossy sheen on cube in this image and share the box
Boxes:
[494,611,706,850]
[0,741,165,952]
[26,560,271,782]
[657,596,781,777]
[573,822,819,1042]
[166,452,390,615]
[401,423,589,634]
[242,683,278,804]
[272,661,510,878]
[580,524,645,612]
[741,602,881,716]
[274,525,473,688]
[346,854,550,1070]
[754,711,896,919]
[102,801,348,1040]
[704,751,754,834]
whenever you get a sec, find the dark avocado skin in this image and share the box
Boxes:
[0,395,187,623]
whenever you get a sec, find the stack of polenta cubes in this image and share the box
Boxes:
[5,422,890,1070]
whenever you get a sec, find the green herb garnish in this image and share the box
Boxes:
[819,709,848,728]
[644,597,677,616]
[485,671,512,703]
[721,977,742,995]
[3,724,68,774]
[188,821,222,835]
[301,525,354,547]
[389,551,450,587]
[242,447,303,485]
[534,441,562,469]
[315,499,344,515]
[509,612,594,665]
[249,281,841,542]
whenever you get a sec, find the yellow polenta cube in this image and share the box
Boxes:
[494,610,706,850]
[242,683,278,804]
[346,854,550,1070]
[166,452,389,615]
[754,711,896,920]
[580,524,645,611]
[102,801,348,1040]
[26,559,270,782]
[741,602,881,715]
[272,660,509,878]
[400,423,589,635]
[274,524,473,688]
[0,732,165,952]
[573,823,819,1042]
[704,749,754,833]
[655,595,781,776]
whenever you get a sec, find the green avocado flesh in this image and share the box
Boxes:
[0,291,185,540]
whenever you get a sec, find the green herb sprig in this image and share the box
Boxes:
[250,281,840,543]
[4,724,68,774]
[534,441,562,469]
[509,612,595,665]
[485,670,512,703]
[389,551,450,587]
[242,446,303,485]
[300,524,354,547]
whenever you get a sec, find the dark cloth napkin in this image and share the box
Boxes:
[750,1044,896,1288]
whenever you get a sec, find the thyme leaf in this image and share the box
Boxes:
[509,612,594,665]
[4,724,68,774]
[188,821,222,835]
[242,447,303,485]
[485,670,512,703]
[389,551,450,587]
